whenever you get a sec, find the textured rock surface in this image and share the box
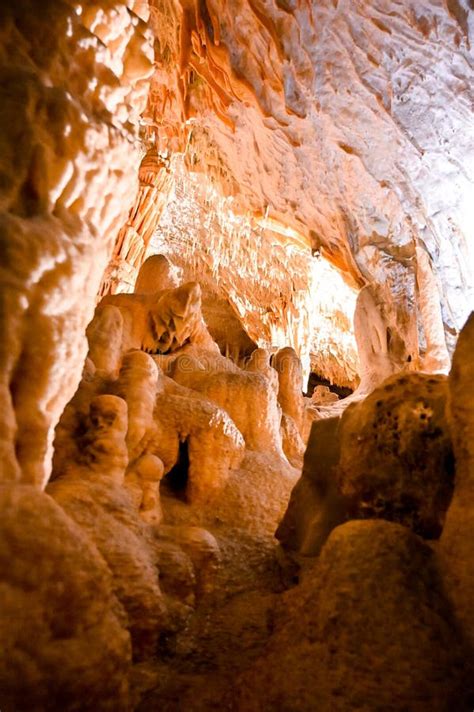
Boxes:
[0,0,153,485]
[273,347,305,434]
[0,485,131,711]
[99,150,173,296]
[150,161,360,386]
[2,0,474,486]
[171,361,284,455]
[338,372,455,537]
[276,416,348,556]
[48,474,167,661]
[440,311,474,648]
[126,0,473,381]
[237,520,470,712]
[1,3,474,710]
[280,413,305,469]
[353,283,417,394]
[96,281,219,357]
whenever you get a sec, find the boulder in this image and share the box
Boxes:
[276,416,348,556]
[237,520,469,711]
[439,312,474,648]
[0,485,131,711]
[338,372,454,538]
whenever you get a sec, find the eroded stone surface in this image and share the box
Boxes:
[0,485,131,711]
[338,372,455,538]
[276,416,348,556]
[0,0,154,485]
[237,521,470,712]
[440,312,474,648]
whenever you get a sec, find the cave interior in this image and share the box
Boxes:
[0,1,473,710]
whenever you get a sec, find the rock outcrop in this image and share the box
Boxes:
[440,312,474,648]
[0,485,131,711]
[278,371,456,556]
[238,521,470,712]
[338,372,455,538]
[0,0,154,486]
[276,416,347,556]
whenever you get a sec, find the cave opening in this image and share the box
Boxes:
[161,439,190,500]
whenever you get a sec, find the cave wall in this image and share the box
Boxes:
[141,0,473,364]
[0,0,154,485]
[102,0,473,384]
[1,0,473,483]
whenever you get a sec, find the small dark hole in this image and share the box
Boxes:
[161,440,189,500]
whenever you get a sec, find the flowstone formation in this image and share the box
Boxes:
[0,0,154,487]
[2,303,474,710]
[2,256,316,708]
[244,316,474,712]
[1,1,474,710]
[106,0,473,383]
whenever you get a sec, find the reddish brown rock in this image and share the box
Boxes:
[276,416,348,556]
[440,312,474,648]
[0,485,131,711]
[337,372,455,538]
[237,520,470,712]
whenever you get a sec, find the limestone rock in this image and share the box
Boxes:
[155,525,221,598]
[153,388,245,504]
[171,361,284,456]
[51,358,106,479]
[353,284,417,395]
[126,452,165,524]
[82,395,129,481]
[95,281,219,357]
[115,351,159,459]
[0,0,154,485]
[237,520,470,711]
[338,372,455,538]
[280,413,305,469]
[134,254,180,295]
[138,0,473,386]
[152,538,197,609]
[245,348,278,391]
[276,416,348,556]
[48,474,167,661]
[86,305,125,377]
[201,292,258,364]
[0,485,131,711]
[440,312,474,648]
[310,385,339,405]
[273,347,305,434]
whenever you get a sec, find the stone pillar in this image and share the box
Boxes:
[98,148,173,296]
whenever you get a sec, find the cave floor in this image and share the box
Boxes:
[133,492,294,711]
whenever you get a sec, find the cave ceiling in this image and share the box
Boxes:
[140,0,473,353]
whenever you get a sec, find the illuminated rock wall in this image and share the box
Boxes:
[0,0,154,485]
[150,157,359,386]
[144,0,472,362]
[104,0,472,387]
